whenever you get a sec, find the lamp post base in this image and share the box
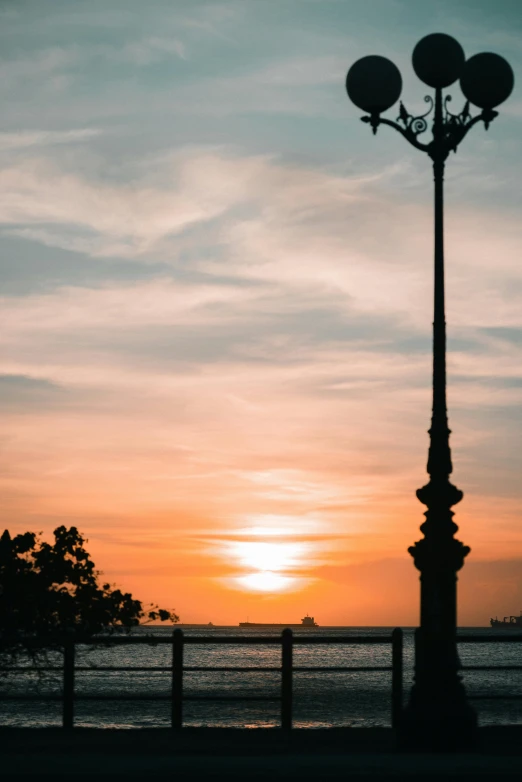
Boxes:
[404,480,476,752]
[398,687,478,752]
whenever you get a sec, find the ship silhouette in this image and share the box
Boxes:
[239,614,318,628]
[490,612,522,628]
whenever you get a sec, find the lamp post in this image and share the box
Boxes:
[346,34,514,750]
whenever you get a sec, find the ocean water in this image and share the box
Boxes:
[1,627,522,729]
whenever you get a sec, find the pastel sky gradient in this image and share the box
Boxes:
[2,0,522,625]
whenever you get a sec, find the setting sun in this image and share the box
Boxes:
[230,540,305,573]
[224,538,311,593]
[236,572,298,593]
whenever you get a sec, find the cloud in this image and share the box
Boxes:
[0,129,101,151]
[5,144,514,345]
[0,277,260,334]
[0,151,254,254]
[1,146,521,405]
[0,373,66,412]
[226,54,348,88]
[118,37,187,64]
[0,46,80,93]
[0,147,412,266]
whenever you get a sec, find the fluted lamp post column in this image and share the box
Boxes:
[345,34,514,750]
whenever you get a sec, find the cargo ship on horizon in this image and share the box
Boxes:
[490,612,522,628]
[239,615,318,628]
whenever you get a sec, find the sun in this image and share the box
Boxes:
[231,541,301,573]
[225,538,310,593]
[237,572,295,593]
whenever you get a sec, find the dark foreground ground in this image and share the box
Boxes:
[2,727,522,780]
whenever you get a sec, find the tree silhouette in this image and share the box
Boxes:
[0,526,178,649]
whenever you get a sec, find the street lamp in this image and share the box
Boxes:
[346,33,514,750]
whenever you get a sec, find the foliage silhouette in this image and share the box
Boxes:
[0,525,178,666]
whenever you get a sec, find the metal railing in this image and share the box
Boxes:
[0,628,404,730]
[458,634,522,703]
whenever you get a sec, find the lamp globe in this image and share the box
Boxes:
[346,55,402,114]
[460,52,514,109]
[412,33,465,88]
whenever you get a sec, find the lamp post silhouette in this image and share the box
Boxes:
[345,34,514,749]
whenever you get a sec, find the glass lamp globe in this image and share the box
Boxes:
[412,33,465,88]
[460,52,514,109]
[346,55,402,114]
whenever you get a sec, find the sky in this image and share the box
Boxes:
[1,0,522,626]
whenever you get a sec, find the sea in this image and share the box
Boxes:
[2,626,522,729]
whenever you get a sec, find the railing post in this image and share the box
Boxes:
[281,628,293,731]
[391,627,403,729]
[172,628,184,729]
[63,638,75,730]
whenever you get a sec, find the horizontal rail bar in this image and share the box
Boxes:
[293,666,391,672]
[59,666,280,673]
[167,635,393,645]
[7,632,522,649]
[2,636,277,647]
[1,697,272,706]
[458,636,522,643]
[462,666,522,671]
[468,694,522,701]
[2,634,394,648]
[1,694,164,702]
[0,665,183,673]
[0,667,63,672]
[0,664,394,678]
[71,665,393,673]
[293,636,391,645]
[0,694,174,702]
[0,666,173,673]
[74,667,172,672]
[2,637,174,647]
[128,636,283,645]
[0,695,64,701]
[184,667,279,672]
[183,696,280,702]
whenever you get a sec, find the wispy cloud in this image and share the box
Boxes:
[0,129,101,151]
[118,37,187,64]
[0,148,405,259]
[0,46,78,89]
[0,150,253,253]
